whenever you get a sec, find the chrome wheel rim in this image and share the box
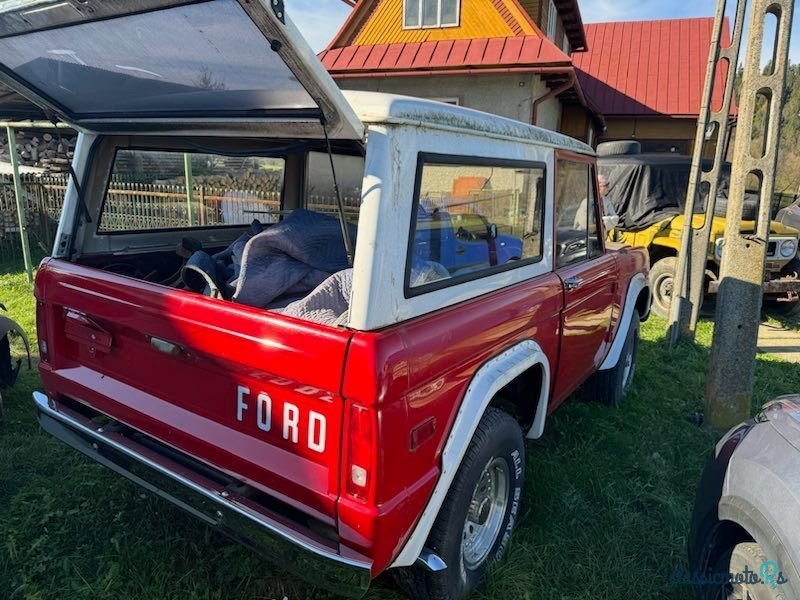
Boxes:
[655,273,674,313]
[622,344,636,390]
[461,457,510,570]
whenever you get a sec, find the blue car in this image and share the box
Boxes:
[413,208,524,277]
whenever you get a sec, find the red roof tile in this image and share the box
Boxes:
[319,35,572,76]
[573,18,732,118]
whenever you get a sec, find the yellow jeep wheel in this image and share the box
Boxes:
[649,257,677,319]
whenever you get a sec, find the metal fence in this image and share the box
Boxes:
[0,172,797,268]
[0,173,361,266]
[0,174,66,264]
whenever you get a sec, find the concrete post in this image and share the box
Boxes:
[6,126,33,282]
[668,0,746,345]
[706,0,795,428]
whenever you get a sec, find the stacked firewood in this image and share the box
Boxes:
[159,170,284,195]
[0,130,77,172]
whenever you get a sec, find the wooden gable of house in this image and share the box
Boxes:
[333,0,540,47]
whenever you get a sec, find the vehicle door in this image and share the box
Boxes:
[553,153,618,403]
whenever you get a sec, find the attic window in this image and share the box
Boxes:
[546,0,558,40]
[404,0,460,29]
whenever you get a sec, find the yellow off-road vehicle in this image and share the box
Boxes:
[598,143,800,318]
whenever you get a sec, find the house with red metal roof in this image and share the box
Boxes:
[319,0,604,143]
[574,17,729,154]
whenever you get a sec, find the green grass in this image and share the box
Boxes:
[1,265,798,600]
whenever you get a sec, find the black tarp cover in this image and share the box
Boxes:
[598,154,731,232]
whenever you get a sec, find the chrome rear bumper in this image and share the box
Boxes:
[32,392,372,598]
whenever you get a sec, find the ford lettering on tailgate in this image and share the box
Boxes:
[236,385,327,453]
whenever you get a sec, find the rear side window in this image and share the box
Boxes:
[98,150,285,233]
[406,155,546,295]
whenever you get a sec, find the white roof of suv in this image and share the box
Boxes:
[342,90,594,154]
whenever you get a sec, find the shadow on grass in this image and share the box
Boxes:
[0,317,798,600]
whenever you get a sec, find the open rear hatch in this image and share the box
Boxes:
[0,0,365,140]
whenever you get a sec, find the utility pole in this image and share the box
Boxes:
[668,0,746,345]
[706,0,795,428]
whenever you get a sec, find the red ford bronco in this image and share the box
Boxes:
[1,1,650,597]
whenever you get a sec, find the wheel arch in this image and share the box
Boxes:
[635,284,652,323]
[648,242,678,266]
[491,361,548,440]
[389,339,550,568]
[600,272,650,371]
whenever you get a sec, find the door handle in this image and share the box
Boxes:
[150,336,185,357]
[455,246,466,255]
[564,276,583,292]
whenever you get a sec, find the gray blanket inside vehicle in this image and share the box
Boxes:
[276,259,451,326]
[280,268,353,326]
[233,209,356,308]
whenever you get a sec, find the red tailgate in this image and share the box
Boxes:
[35,259,352,523]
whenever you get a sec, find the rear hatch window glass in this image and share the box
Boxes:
[99,149,285,233]
[306,152,363,225]
[0,0,316,118]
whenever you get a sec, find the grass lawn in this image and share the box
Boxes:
[1,264,798,600]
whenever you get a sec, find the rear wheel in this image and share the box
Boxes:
[707,543,788,600]
[584,311,640,407]
[650,256,677,318]
[395,408,525,600]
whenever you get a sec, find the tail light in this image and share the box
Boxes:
[36,301,48,363]
[345,403,375,501]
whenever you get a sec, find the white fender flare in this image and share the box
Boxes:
[599,273,651,371]
[390,340,550,568]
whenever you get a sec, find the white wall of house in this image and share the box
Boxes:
[336,73,562,132]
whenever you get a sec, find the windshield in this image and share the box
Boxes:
[0,0,317,117]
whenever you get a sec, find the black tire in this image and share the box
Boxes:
[764,298,800,318]
[650,256,677,318]
[705,543,788,600]
[394,408,525,600]
[584,312,640,407]
[596,140,641,157]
